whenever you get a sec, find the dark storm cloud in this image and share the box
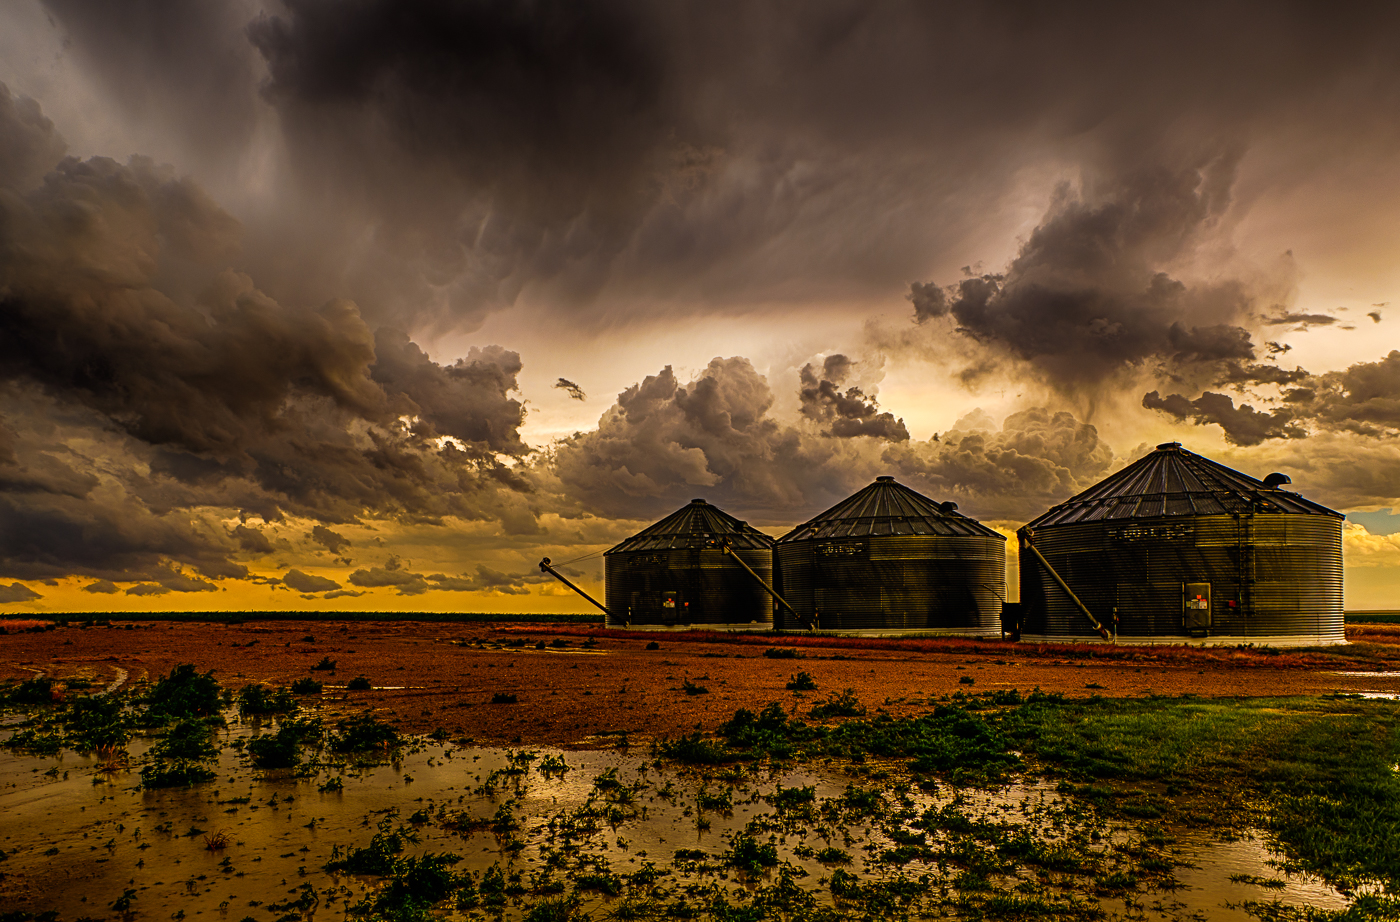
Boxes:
[0,582,41,603]
[30,0,1400,332]
[0,87,540,582]
[555,359,1114,523]
[282,568,340,593]
[310,525,349,555]
[231,524,272,554]
[906,161,1271,394]
[798,355,909,442]
[82,580,119,594]
[1295,352,1400,436]
[1142,391,1304,446]
[1264,311,1338,328]
[555,379,587,401]
[1143,351,1400,445]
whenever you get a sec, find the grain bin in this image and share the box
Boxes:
[774,476,1006,635]
[1018,442,1344,646]
[602,499,777,630]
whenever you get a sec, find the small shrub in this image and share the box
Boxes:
[785,671,817,691]
[645,641,660,651]
[291,678,322,695]
[491,692,519,704]
[329,715,399,753]
[762,648,802,660]
[2,676,55,705]
[958,675,976,686]
[346,676,372,691]
[311,657,337,671]
[238,684,297,715]
[246,729,302,769]
[809,690,865,719]
[725,831,779,873]
[143,665,221,724]
[682,678,709,696]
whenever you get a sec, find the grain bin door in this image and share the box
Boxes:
[1183,583,1211,635]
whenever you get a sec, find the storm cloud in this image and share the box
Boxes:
[0,85,538,583]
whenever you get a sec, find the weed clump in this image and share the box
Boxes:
[64,695,130,752]
[491,692,519,704]
[291,678,322,695]
[762,648,802,660]
[141,665,222,725]
[785,671,817,691]
[1,676,55,706]
[329,715,400,753]
[141,719,219,788]
[682,679,709,696]
[311,657,337,671]
[346,676,372,691]
[237,684,296,715]
[808,689,866,719]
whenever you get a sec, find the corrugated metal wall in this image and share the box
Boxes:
[604,546,775,628]
[1019,514,1343,643]
[774,535,1004,634]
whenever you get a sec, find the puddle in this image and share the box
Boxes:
[0,713,1363,921]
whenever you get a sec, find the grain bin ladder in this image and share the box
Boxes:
[1019,534,1113,641]
[538,558,609,616]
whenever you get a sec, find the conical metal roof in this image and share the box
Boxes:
[1025,442,1341,529]
[605,499,775,554]
[778,476,1004,543]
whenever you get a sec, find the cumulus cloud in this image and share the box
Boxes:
[798,355,909,442]
[82,580,120,594]
[0,582,41,603]
[555,358,1115,523]
[883,408,1116,521]
[282,569,340,593]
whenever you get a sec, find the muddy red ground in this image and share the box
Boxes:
[3,620,1398,747]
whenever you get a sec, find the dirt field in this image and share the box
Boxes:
[4,619,1399,747]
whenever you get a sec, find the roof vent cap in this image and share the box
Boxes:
[1156,441,1183,450]
[940,501,959,514]
[690,498,707,504]
[1263,472,1292,489]
[875,475,895,482]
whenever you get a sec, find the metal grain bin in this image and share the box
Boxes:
[1018,442,1344,646]
[604,499,776,630]
[774,476,1006,635]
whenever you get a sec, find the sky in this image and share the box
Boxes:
[4,0,1400,613]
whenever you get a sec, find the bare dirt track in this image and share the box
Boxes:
[3,619,1399,748]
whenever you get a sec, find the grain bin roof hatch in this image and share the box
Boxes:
[605,498,775,554]
[1025,442,1341,529]
[779,475,1004,543]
